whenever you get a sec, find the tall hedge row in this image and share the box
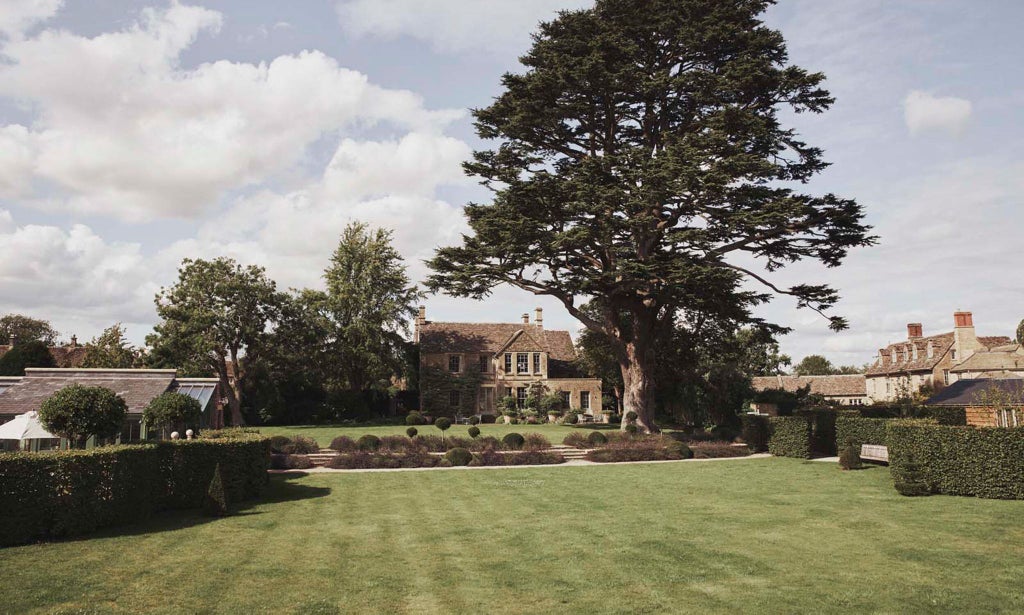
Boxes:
[887,421,1024,499]
[0,433,270,546]
[835,416,890,449]
[768,416,813,458]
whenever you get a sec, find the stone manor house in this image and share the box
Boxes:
[414,306,602,418]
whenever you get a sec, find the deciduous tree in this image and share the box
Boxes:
[427,0,873,432]
[147,258,282,426]
[39,384,126,447]
[0,314,58,346]
[82,324,141,369]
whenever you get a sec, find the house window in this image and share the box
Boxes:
[449,390,461,407]
[479,354,490,373]
[580,391,591,411]
[951,349,957,360]
[504,387,513,399]
[516,387,528,408]
[943,370,950,385]
[533,353,542,374]
[890,349,896,363]
[516,353,529,374]
[560,390,571,408]
[448,355,461,373]
[504,353,512,373]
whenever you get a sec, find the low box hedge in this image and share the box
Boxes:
[887,421,1024,499]
[835,416,891,450]
[768,416,813,458]
[0,432,270,546]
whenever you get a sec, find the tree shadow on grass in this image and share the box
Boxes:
[57,472,331,543]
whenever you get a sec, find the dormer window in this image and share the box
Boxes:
[890,349,896,363]
[927,342,934,358]
[912,345,918,361]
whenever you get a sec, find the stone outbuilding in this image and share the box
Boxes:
[925,378,1024,427]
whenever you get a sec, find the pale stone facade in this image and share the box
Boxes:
[865,312,1013,402]
[414,307,603,417]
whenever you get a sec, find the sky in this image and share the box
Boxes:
[0,0,1021,368]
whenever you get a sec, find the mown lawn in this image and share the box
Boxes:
[2,458,1023,614]
[260,421,629,446]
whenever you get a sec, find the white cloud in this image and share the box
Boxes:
[0,0,61,39]
[904,90,972,136]
[0,3,464,221]
[336,0,591,54]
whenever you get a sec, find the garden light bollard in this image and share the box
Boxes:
[171,431,180,440]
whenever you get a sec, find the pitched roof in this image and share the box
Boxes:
[865,333,1013,376]
[0,344,87,368]
[926,378,1024,406]
[751,374,867,397]
[951,344,1024,373]
[418,322,577,362]
[0,369,177,416]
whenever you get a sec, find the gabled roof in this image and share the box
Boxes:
[0,344,87,368]
[865,333,1013,376]
[752,374,867,397]
[951,344,1024,373]
[926,378,1024,406]
[418,322,577,362]
[0,369,177,415]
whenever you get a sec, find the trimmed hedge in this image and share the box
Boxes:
[0,433,269,546]
[741,414,769,452]
[768,416,813,458]
[835,416,890,449]
[887,421,1024,499]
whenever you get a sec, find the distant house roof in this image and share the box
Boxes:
[865,333,1012,376]
[418,322,577,362]
[926,378,1024,406]
[0,369,217,416]
[751,374,867,397]
[951,344,1024,373]
[0,343,88,368]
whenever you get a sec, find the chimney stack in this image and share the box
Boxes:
[907,323,922,338]
[952,310,980,364]
[413,305,426,343]
[522,313,530,325]
[8,333,17,347]
[953,311,973,328]
[70,335,78,349]
[534,307,543,328]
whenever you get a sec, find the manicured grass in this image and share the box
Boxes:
[259,421,628,447]
[2,459,1023,613]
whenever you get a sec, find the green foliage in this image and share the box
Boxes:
[0,313,59,345]
[767,416,813,458]
[143,392,202,435]
[1017,319,1024,345]
[406,427,418,438]
[82,323,140,368]
[0,340,56,376]
[467,426,480,439]
[624,424,638,435]
[426,0,872,431]
[39,384,127,445]
[204,463,229,517]
[147,257,283,426]
[624,411,638,423]
[835,416,889,450]
[405,411,426,425]
[328,436,356,452]
[444,448,473,466]
[563,413,577,425]
[468,415,480,425]
[269,435,291,453]
[282,436,319,455]
[0,432,269,546]
[795,409,837,457]
[434,417,452,431]
[420,365,481,418]
[887,421,1024,499]
[356,434,381,452]
[585,436,693,463]
[586,431,607,447]
[499,396,518,415]
[740,414,770,452]
[502,433,525,450]
[539,391,565,414]
[838,445,863,470]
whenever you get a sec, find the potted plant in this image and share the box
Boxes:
[540,391,564,423]
[499,395,518,424]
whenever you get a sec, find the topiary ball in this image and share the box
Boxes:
[468,415,480,425]
[625,424,638,435]
[356,434,381,451]
[406,427,418,438]
[668,441,694,459]
[269,435,291,453]
[468,425,480,438]
[435,417,452,431]
[405,412,426,426]
[625,411,638,423]
[444,447,473,466]
[502,432,525,450]
[436,458,453,468]
[839,445,863,471]
[586,431,607,446]
[563,413,578,425]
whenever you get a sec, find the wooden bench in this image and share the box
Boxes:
[860,444,889,463]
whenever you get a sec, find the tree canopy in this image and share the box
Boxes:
[82,324,141,369]
[0,340,56,376]
[427,0,873,431]
[39,385,126,447]
[147,258,282,426]
[0,314,59,346]
[792,354,861,376]
[143,392,202,435]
